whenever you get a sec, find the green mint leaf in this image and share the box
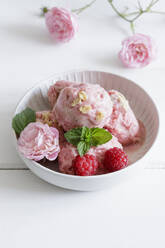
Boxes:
[64,127,112,156]
[12,107,36,135]
[85,128,92,143]
[64,127,83,146]
[77,141,90,157]
[81,126,92,143]
[90,128,112,146]
[81,126,89,140]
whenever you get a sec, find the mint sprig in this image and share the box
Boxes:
[12,107,36,135]
[77,141,91,157]
[64,127,112,156]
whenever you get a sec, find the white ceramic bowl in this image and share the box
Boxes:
[12,70,159,191]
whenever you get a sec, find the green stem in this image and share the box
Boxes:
[146,0,159,11]
[131,11,144,22]
[137,0,143,11]
[107,0,131,22]
[72,0,96,15]
[40,6,49,16]
[123,9,165,17]
[107,0,164,35]
[122,11,139,17]
[130,22,135,34]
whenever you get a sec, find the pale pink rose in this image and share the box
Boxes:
[45,7,78,43]
[119,34,157,68]
[18,122,60,161]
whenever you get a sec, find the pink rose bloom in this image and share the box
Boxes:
[45,7,78,43]
[119,33,157,68]
[18,122,60,161]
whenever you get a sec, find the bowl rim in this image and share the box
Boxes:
[12,69,160,180]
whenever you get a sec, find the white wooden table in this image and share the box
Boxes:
[1,0,165,247]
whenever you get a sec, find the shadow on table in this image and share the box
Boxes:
[0,169,84,195]
[0,170,105,212]
[0,168,127,197]
[1,22,58,46]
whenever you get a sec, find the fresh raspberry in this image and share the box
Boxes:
[72,154,99,176]
[104,147,128,172]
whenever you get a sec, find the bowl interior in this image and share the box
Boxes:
[15,70,159,170]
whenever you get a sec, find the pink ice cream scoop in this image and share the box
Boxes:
[36,110,65,143]
[36,111,57,127]
[53,83,113,131]
[104,90,140,145]
[48,80,76,107]
[58,135,122,175]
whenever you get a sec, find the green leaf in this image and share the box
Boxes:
[81,126,92,143]
[90,128,112,146]
[77,141,90,157]
[81,126,89,140]
[64,126,112,156]
[12,107,36,135]
[64,127,83,146]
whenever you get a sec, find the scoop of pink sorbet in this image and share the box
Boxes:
[58,135,122,175]
[104,90,140,145]
[53,83,113,131]
[48,80,76,107]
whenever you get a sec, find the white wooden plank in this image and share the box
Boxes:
[0,169,165,248]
